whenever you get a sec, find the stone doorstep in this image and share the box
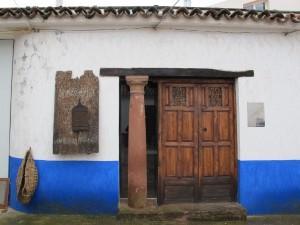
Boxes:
[0,209,8,214]
[119,198,158,207]
[0,208,24,216]
[118,202,247,222]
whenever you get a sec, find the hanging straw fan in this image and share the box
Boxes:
[16,148,38,204]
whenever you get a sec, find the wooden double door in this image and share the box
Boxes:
[158,80,237,204]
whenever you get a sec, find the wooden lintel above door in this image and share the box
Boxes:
[100,68,254,78]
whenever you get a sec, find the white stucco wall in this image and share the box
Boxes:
[0,40,13,177]
[212,0,300,10]
[212,0,244,8]
[10,33,119,161]
[9,29,300,162]
[269,0,300,11]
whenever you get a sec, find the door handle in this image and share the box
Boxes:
[202,128,207,132]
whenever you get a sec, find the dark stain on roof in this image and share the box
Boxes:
[0,6,299,23]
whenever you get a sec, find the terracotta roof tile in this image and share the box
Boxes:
[0,6,299,23]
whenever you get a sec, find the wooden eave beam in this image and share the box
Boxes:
[100,68,254,78]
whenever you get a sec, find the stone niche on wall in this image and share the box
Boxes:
[53,70,99,154]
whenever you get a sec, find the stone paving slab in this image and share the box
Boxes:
[118,202,247,222]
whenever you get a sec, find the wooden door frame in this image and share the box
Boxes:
[156,78,237,204]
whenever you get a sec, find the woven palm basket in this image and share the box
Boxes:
[16,148,38,204]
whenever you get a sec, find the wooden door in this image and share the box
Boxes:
[199,84,236,202]
[158,83,199,203]
[158,80,236,204]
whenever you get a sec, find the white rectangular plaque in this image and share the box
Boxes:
[247,102,265,127]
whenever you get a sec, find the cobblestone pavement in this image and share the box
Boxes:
[1,211,300,225]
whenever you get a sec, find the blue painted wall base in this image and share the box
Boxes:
[238,160,300,215]
[9,157,300,215]
[9,157,119,214]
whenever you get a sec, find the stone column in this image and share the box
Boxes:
[126,75,148,208]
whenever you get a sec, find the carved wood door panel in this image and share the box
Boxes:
[199,84,236,202]
[158,81,236,204]
[158,83,199,203]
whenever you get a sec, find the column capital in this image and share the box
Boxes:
[126,76,149,94]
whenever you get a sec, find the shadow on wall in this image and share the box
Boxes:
[238,160,300,215]
[9,157,119,214]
